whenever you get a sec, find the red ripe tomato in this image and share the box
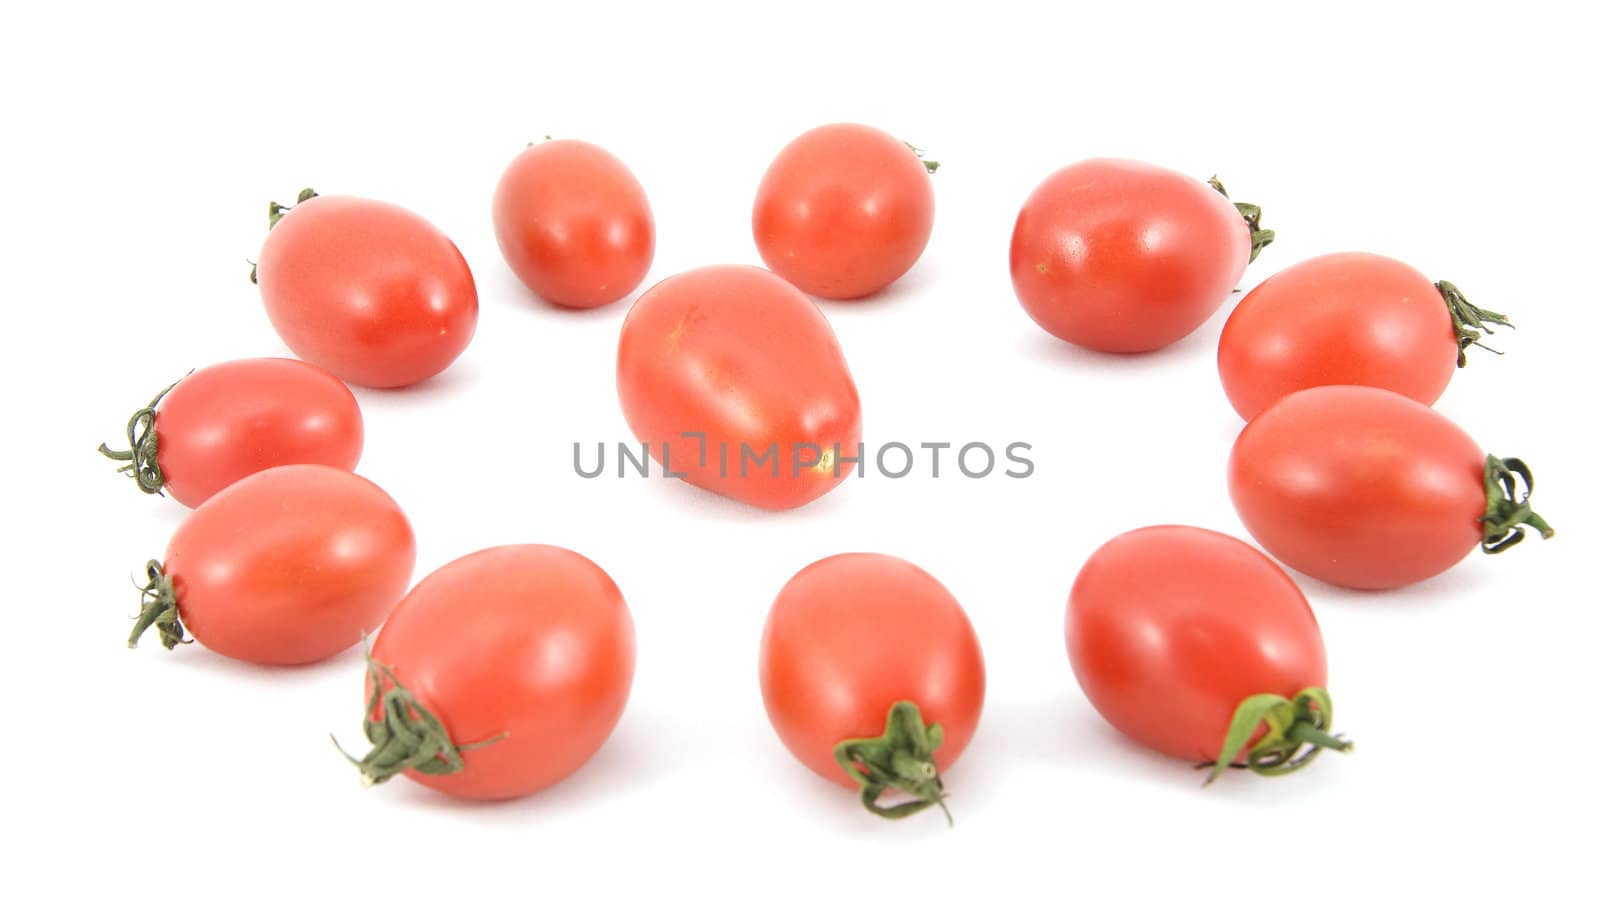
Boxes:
[759,553,984,821]
[615,265,861,510]
[492,139,655,309]
[1010,160,1270,352]
[98,358,363,508]
[753,123,935,300]
[344,545,636,801]
[130,464,416,665]
[1229,385,1554,589]
[1218,252,1513,419]
[1066,526,1347,781]
[254,191,478,388]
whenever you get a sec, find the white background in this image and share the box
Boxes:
[5,1,1596,906]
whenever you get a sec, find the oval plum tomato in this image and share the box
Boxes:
[615,265,861,510]
[97,358,363,507]
[129,464,415,665]
[492,139,655,309]
[1009,160,1273,352]
[1218,252,1514,419]
[341,545,635,800]
[254,190,478,388]
[753,123,935,300]
[1229,385,1554,589]
[1066,526,1349,782]
[759,553,984,822]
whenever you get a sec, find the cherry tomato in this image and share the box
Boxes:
[1010,160,1271,352]
[759,553,984,821]
[1066,526,1348,781]
[97,358,363,508]
[615,265,861,510]
[344,545,635,801]
[1218,252,1513,419]
[129,464,415,665]
[753,123,935,300]
[1229,385,1554,589]
[254,190,478,388]
[492,139,655,309]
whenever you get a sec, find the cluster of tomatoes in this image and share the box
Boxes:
[103,123,1553,820]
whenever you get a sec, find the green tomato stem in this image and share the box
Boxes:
[1437,280,1514,367]
[1208,175,1275,264]
[98,373,189,497]
[1203,686,1351,785]
[1481,455,1555,553]
[127,560,188,650]
[833,700,952,825]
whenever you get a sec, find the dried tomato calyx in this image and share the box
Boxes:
[1437,280,1514,367]
[333,645,505,787]
[98,374,187,496]
[127,560,187,650]
[1481,454,1555,553]
[1203,686,1351,785]
[833,700,952,825]
[1208,175,1275,264]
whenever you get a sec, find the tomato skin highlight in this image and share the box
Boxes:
[759,553,985,788]
[1218,253,1458,420]
[1009,158,1251,352]
[255,195,478,389]
[615,265,862,510]
[367,545,636,800]
[1229,385,1486,589]
[1066,526,1328,763]
[492,139,655,309]
[753,123,935,300]
[161,465,415,665]
[148,358,363,507]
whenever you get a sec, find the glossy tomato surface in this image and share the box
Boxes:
[1229,385,1485,589]
[369,545,636,800]
[616,265,861,510]
[1066,526,1327,762]
[256,195,478,388]
[1010,158,1251,352]
[1218,252,1457,419]
[163,464,415,664]
[759,553,985,787]
[753,123,934,300]
[151,358,362,507]
[492,139,655,309]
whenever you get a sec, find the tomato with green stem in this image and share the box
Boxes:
[1217,252,1513,419]
[97,358,363,508]
[753,123,936,300]
[254,189,478,389]
[1067,525,1350,782]
[339,545,636,801]
[492,139,655,309]
[1229,385,1554,589]
[1010,160,1272,352]
[128,464,415,665]
[759,553,984,822]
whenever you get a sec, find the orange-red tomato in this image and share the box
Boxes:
[492,140,655,309]
[358,545,636,800]
[1010,159,1258,352]
[759,553,984,812]
[133,465,416,665]
[615,265,861,510]
[255,193,478,388]
[1067,526,1331,769]
[753,123,934,300]
[1218,252,1480,420]
[99,358,363,508]
[1229,385,1553,589]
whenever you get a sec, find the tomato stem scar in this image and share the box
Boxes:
[1207,176,1275,264]
[1202,686,1351,785]
[833,701,953,825]
[332,644,506,787]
